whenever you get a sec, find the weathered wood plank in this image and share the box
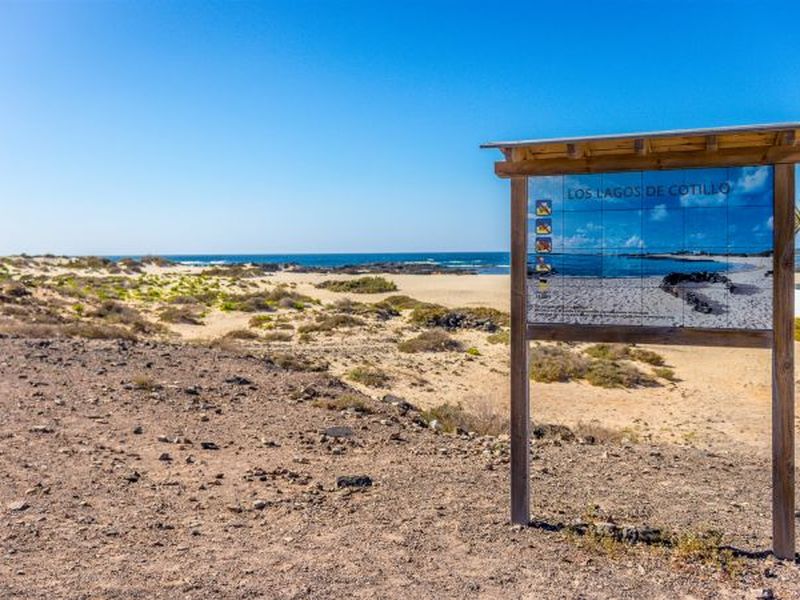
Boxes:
[527,324,772,348]
[510,177,530,526]
[495,147,800,177]
[772,162,796,560]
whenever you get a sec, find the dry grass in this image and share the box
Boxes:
[584,343,666,367]
[262,331,292,342]
[346,365,391,388]
[420,401,508,436]
[222,329,260,341]
[529,345,589,383]
[671,530,740,575]
[270,353,329,372]
[410,305,509,331]
[585,360,657,389]
[652,366,679,382]
[398,330,463,353]
[298,314,365,334]
[312,394,372,413]
[316,276,397,294]
[159,305,204,325]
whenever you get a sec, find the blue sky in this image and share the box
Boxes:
[0,1,799,255]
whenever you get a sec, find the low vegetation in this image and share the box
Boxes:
[222,329,261,341]
[486,329,510,345]
[530,343,659,388]
[398,330,463,353]
[585,360,657,388]
[221,287,312,312]
[297,314,365,333]
[419,402,508,436]
[652,366,678,382]
[346,365,391,388]
[316,276,398,294]
[410,305,509,332]
[158,305,204,325]
[584,343,665,366]
[269,353,329,372]
[529,345,589,383]
[312,394,372,413]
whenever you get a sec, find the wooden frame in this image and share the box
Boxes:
[488,123,799,560]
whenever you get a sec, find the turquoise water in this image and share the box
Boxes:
[109,252,511,274]
[108,251,754,277]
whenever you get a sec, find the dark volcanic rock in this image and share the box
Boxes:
[336,475,373,489]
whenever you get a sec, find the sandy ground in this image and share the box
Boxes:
[1,337,799,599]
[1,259,795,459]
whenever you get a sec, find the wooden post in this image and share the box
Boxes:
[772,162,796,560]
[510,176,530,525]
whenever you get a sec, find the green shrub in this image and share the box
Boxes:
[398,330,463,353]
[316,276,398,294]
[583,343,630,361]
[249,315,274,328]
[331,298,399,320]
[583,343,665,367]
[653,366,678,382]
[376,295,430,310]
[628,347,665,366]
[410,305,509,331]
[466,347,481,356]
[529,345,589,383]
[223,286,313,312]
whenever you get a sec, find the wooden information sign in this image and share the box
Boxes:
[483,123,799,560]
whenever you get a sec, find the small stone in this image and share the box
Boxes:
[253,500,268,510]
[428,419,442,432]
[7,500,29,512]
[336,475,373,489]
[757,589,775,600]
[30,425,53,434]
[158,452,173,462]
[324,426,354,439]
[124,471,141,483]
[132,425,143,435]
[227,504,243,514]
[224,376,252,386]
[201,441,220,450]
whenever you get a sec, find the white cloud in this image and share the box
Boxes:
[738,166,769,193]
[649,204,667,221]
[623,235,644,248]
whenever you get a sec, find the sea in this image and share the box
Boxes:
[109,251,745,277]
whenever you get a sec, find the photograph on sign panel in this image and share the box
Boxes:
[528,166,774,330]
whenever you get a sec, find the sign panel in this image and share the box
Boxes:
[527,166,774,330]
